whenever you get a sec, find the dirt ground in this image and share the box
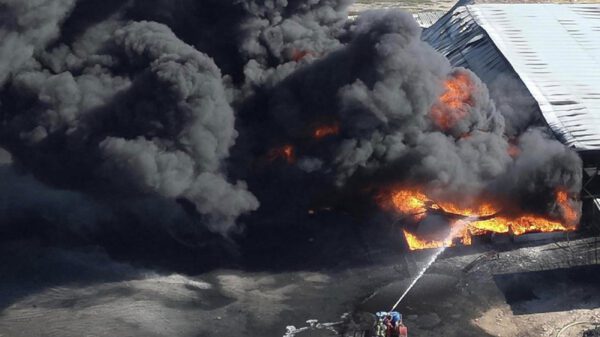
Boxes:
[349,0,600,16]
[392,238,600,337]
[349,0,455,14]
[1,237,599,337]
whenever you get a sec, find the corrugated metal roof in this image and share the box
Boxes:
[424,4,600,151]
[412,11,445,28]
[423,5,515,79]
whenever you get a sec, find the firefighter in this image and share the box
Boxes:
[381,311,406,337]
[383,313,395,337]
[375,312,387,337]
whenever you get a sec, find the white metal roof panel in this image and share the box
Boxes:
[412,11,445,28]
[424,4,600,151]
[469,4,600,150]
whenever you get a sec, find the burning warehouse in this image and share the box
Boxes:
[371,1,600,251]
[0,0,588,254]
[0,1,599,336]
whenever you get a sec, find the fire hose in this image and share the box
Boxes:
[556,321,600,337]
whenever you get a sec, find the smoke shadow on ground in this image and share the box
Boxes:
[0,212,405,314]
[0,240,145,313]
[493,264,600,315]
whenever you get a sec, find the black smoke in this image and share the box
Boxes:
[0,0,582,269]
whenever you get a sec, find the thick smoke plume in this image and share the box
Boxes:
[0,0,582,249]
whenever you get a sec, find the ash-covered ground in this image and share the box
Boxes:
[1,236,599,337]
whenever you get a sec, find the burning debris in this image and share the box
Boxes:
[380,187,579,250]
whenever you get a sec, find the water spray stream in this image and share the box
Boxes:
[389,245,446,311]
[390,216,478,312]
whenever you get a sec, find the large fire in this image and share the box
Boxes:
[430,72,474,131]
[383,187,578,250]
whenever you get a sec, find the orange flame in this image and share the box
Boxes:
[403,229,451,250]
[313,123,340,139]
[382,187,579,250]
[388,188,430,222]
[556,189,579,225]
[436,200,498,218]
[268,145,295,164]
[430,72,474,131]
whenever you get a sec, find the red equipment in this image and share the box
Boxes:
[398,325,408,337]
